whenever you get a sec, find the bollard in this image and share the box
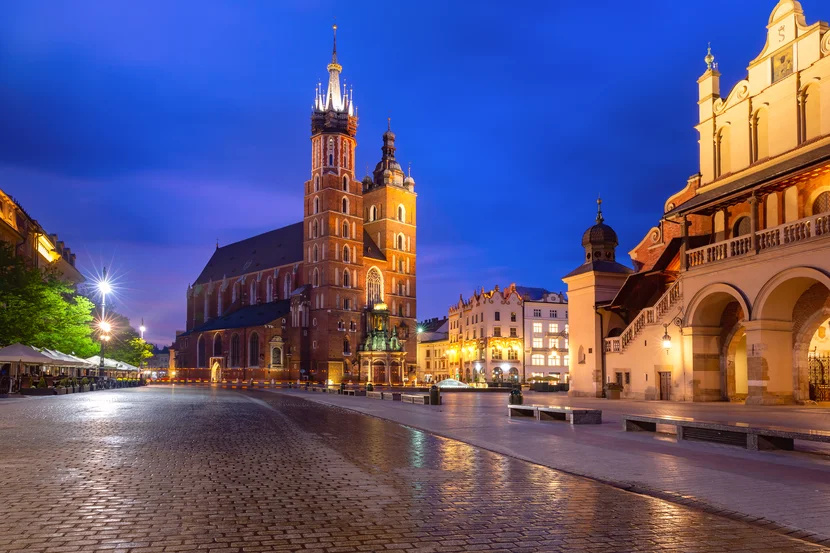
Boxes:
[429,385,441,406]
[340,382,346,394]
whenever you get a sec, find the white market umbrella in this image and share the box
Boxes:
[0,343,56,393]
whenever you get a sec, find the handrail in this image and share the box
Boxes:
[605,279,682,353]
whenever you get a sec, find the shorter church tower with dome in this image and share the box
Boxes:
[563,199,632,397]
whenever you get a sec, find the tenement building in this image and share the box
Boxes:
[172,27,418,384]
[566,0,830,404]
[415,316,449,384]
[0,187,83,284]
[448,284,569,384]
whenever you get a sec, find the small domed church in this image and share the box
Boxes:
[172,26,418,385]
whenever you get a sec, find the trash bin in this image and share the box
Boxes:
[508,388,523,405]
[429,385,441,406]
[367,382,374,392]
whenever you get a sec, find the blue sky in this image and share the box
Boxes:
[1,0,821,345]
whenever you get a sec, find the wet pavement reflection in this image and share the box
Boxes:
[0,386,826,553]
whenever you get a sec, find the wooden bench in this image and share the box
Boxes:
[622,414,830,451]
[367,391,383,400]
[401,393,431,404]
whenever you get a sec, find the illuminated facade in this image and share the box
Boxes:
[173,27,418,384]
[522,290,570,383]
[0,187,83,284]
[566,1,830,404]
[416,317,449,383]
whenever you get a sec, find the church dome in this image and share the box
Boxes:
[582,222,618,247]
[404,175,415,186]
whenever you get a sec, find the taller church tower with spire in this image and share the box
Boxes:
[303,26,418,384]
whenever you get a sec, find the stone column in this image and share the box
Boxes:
[744,320,795,405]
[686,326,723,401]
[680,216,690,271]
[749,194,760,253]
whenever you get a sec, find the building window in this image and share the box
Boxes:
[313,245,319,262]
[398,204,406,222]
[343,338,350,355]
[510,312,517,322]
[397,234,405,250]
[510,328,517,337]
[232,283,239,303]
[565,324,569,333]
[284,274,292,298]
[343,176,349,191]
[249,281,257,304]
[343,270,350,288]
[266,277,273,302]
[313,220,319,238]
[314,176,320,192]
[493,327,501,337]
[369,205,377,222]
[327,137,334,166]
[495,312,500,321]
[218,292,224,316]
[533,322,542,334]
[230,334,241,367]
[314,197,319,214]
[312,268,319,287]
[343,245,350,263]
[213,334,222,357]
[366,267,383,306]
[563,354,569,366]
[492,348,502,360]
[532,337,543,348]
[551,310,558,318]
[249,333,260,367]
[342,197,349,214]
[564,338,569,349]
[813,191,830,215]
[548,353,559,366]
[549,323,558,333]
[533,309,541,317]
[197,335,205,368]
[733,216,751,237]
[531,354,544,366]
[271,347,282,366]
[342,221,349,239]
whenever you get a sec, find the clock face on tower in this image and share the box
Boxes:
[772,46,794,83]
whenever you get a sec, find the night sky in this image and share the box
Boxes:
[1,1,820,345]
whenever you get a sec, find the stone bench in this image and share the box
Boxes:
[342,389,366,397]
[508,404,602,425]
[367,391,383,400]
[382,392,402,401]
[401,393,431,404]
[537,405,602,425]
[622,414,830,451]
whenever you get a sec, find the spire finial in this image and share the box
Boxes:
[408,162,412,177]
[332,21,338,63]
[365,163,369,177]
[387,117,391,131]
[705,42,715,70]
[216,238,219,249]
[596,195,604,224]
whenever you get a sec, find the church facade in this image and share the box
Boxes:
[172,27,418,385]
[566,1,830,404]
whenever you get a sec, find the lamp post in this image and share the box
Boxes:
[97,267,112,378]
[139,318,146,377]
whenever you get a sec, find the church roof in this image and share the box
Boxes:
[194,222,303,285]
[188,300,291,334]
[363,230,386,261]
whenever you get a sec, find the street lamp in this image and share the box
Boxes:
[139,318,146,376]
[662,317,683,355]
[96,267,112,377]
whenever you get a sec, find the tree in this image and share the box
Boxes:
[0,242,99,357]
[97,309,153,367]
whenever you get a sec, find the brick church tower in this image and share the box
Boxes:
[303,26,418,384]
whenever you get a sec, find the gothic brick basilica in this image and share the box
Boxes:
[172,27,418,384]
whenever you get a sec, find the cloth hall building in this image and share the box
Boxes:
[172,27,418,385]
[566,0,830,405]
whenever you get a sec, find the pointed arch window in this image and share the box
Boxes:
[343,245,350,263]
[266,277,273,302]
[342,221,349,239]
[313,268,320,288]
[218,291,224,316]
[343,337,351,355]
[314,197,320,214]
[232,282,239,303]
[213,334,223,357]
[313,220,319,238]
[369,205,377,222]
[397,234,405,251]
[284,274,292,298]
[367,267,383,306]
[343,269,351,288]
[397,204,405,222]
[197,335,206,368]
[342,197,348,214]
[249,333,260,368]
[204,294,209,321]
[313,245,319,262]
[328,138,334,166]
[249,281,257,305]
[343,176,349,191]
[314,176,320,192]
[230,334,241,367]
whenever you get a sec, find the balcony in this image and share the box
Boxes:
[686,212,830,270]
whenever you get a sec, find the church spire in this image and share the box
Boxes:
[323,24,344,112]
[596,195,604,224]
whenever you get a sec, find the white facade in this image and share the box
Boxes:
[523,292,570,382]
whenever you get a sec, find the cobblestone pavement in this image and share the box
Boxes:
[279,388,830,545]
[0,388,827,553]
